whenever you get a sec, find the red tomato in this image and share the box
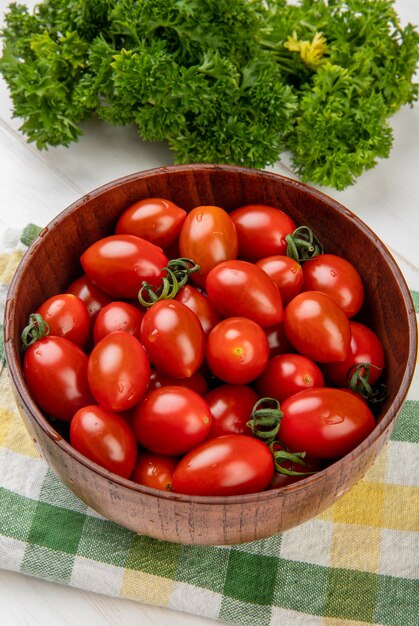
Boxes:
[93,301,143,344]
[229,204,296,261]
[256,255,303,305]
[36,293,90,348]
[148,368,209,396]
[279,388,376,459]
[115,197,187,249]
[206,317,269,384]
[171,435,274,496]
[256,353,324,402]
[66,274,112,321]
[23,336,94,421]
[284,291,351,362]
[174,284,222,336]
[302,254,364,318]
[322,321,385,386]
[264,322,294,358]
[80,234,168,299]
[131,453,178,491]
[133,386,212,455]
[88,331,150,411]
[179,205,238,287]
[205,384,257,438]
[140,300,205,378]
[205,260,283,328]
[70,405,137,478]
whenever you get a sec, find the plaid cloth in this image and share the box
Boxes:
[1,229,418,626]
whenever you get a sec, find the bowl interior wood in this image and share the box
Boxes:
[4,164,417,545]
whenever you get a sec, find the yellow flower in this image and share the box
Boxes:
[284,31,328,70]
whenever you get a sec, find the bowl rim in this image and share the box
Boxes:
[4,163,418,505]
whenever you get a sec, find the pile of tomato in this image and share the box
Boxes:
[21,198,386,496]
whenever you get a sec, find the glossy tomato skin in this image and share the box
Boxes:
[205,260,283,328]
[88,331,150,411]
[205,384,258,438]
[131,453,178,491]
[140,300,205,378]
[148,368,209,396]
[80,234,168,299]
[93,301,143,344]
[66,274,112,321]
[24,336,94,421]
[171,435,274,496]
[179,205,238,287]
[36,293,90,348]
[256,255,303,305]
[302,254,364,318]
[115,197,187,249]
[206,317,269,384]
[284,291,351,362]
[279,388,376,459]
[322,321,385,386]
[256,353,324,402]
[229,204,296,261]
[133,386,212,456]
[174,284,222,337]
[70,405,137,478]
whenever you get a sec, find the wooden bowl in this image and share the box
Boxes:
[4,164,417,545]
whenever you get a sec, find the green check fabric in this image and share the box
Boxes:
[1,228,418,626]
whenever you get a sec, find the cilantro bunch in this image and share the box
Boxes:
[1,0,418,190]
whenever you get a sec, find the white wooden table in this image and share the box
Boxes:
[1,1,418,624]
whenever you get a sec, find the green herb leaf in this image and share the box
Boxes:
[1,0,417,189]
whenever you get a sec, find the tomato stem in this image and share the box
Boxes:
[138,257,201,308]
[247,397,283,444]
[270,442,315,476]
[285,226,323,262]
[347,362,387,403]
[21,313,50,350]
[248,399,316,477]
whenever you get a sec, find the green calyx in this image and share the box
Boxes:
[138,257,200,308]
[269,443,314,477]
[347,362,387,403]
[247,397,313,477]
[21,313,50,350]
[247,397,283,444]
[285,226,323,263]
